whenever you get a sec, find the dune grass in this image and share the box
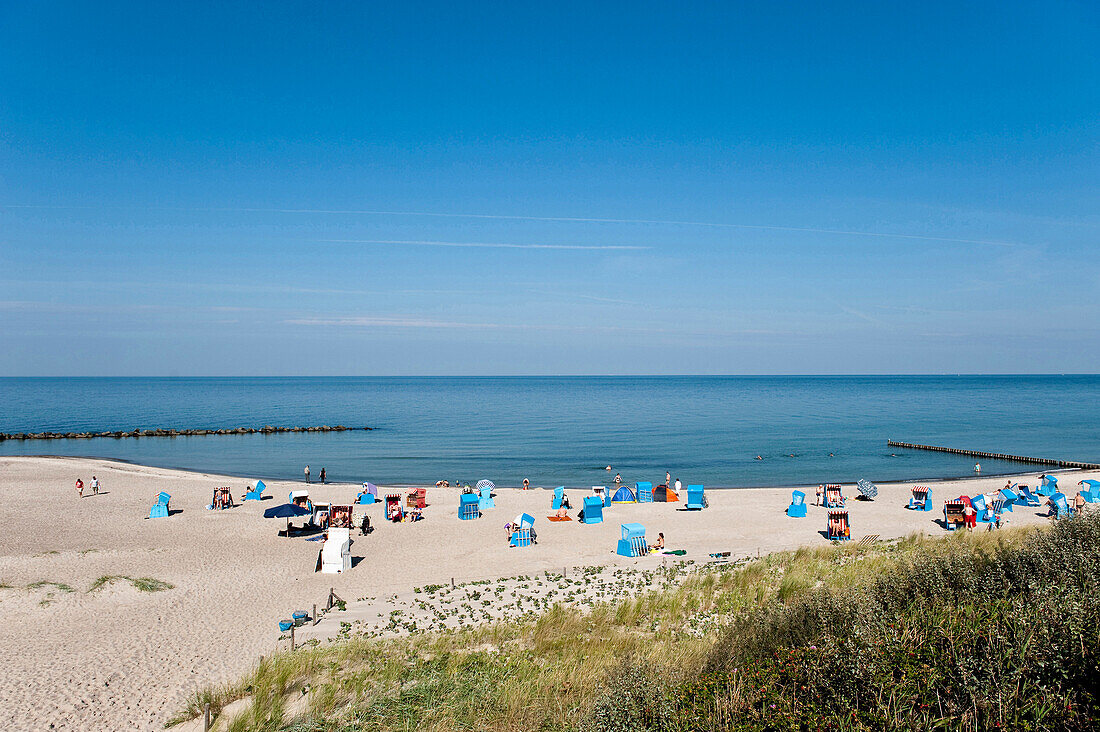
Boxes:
[173,525,1053,730]
[89,575,174,593]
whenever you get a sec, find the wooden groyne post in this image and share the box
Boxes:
[887,440,1100,470]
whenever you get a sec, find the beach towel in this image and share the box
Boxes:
[547,515,572,521]
[662,549,686,555]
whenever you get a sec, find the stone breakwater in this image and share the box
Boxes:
[0,425,372,441]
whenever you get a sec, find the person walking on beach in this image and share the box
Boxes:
[1075,492,1086,515]
[320,467,326,485]
[75,478,84,498]
[674,478,682,495]
[815,484,823,506]
[304,465,311,484]
[91,475,100,495]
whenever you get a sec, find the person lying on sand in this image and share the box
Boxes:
[435,480,450,487]
[554,506,569,519]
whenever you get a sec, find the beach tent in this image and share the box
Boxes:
[826,510,850,541]
[616,523,647,557]
[685,485,706,510]
[635,481,653,503]
[1079,480,1100,503]
[1038,475,1058,497]
[612,485,636,504]
[320,528,352,574]
[148,492,171,519]
[459,492,481,520]
[244,480,266,501]
[551,486,566,510]
[787,490,807,518]
[652,484,679,502]
[908,486,932,511]
[478,481,496,510]
[264,502,310,536]
[357,482,378,504]
[581,495,604,524]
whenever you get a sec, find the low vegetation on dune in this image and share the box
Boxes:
[180,515,1100,731]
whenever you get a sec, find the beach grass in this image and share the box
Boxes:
[171,520,1085,731]
[89,575,175,593]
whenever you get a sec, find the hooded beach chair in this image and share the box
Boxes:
[385,494,404,522]
[824,484,844,509]
[1049,492,1072,519]
[826,510,850,541]
[459,492,480,520]
[581,495,604,524]
[149,492,171,519]
[685,485,706,510]
[612,484,636,504]
[552,486,566,510]
[787,490,807,518]
[970,495,994,523]
[908,487,932,511]
[998,487,1018,511]
[510,513,536,547]
[635,481,653,503]
[406,487,427,509]
[943,499,965,531]
[1078,480,1100,503]
[616,523,648,557]
[1038,475,1058,497]
[244,480,266,501]
[357,482,378,505]
[320,528,352,574]
[1016,484,1042,506]
[478,483,496,510]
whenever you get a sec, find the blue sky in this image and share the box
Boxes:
[1,1,1097,375]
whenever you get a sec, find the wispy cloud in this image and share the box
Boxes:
[311,238,649,251]
[2,204,1018,247]
[285,316,505,329]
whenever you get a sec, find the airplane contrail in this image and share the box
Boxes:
[311,238,648,250]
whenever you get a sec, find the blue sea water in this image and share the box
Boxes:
[0,376,1096,488]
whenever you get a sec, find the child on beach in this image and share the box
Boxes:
[75,478,84,497]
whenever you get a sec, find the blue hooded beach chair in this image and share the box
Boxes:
[459,492,480,520]
[787,490,807,518]
[244,480,266,501]
[1050,492,1072,519]
[616,523,647,557]
[149,492,171,519]
[551,486,566,510]
[510,513,536,547]
[970,494,994,523]
[685,485,706,510]
[635,481,653,503]
[1038,475,1058,497]
[1079,480,1100,503]
[998,487,1017,512]
[1016,484,1041,506]
[581,495,604,524]
[357,482,378,505]
[478,484,495,510]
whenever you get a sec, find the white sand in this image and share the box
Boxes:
[0,455,1094,731]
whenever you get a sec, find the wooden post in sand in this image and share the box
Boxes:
[203,702,211,731]
[451,577,455,588]
[290,625,295,650]
[313,603,318,626]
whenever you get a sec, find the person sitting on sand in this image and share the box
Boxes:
[435,479,450,487]
[651,532,665,551]
[76,478,84,497]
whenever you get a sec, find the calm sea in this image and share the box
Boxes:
[0,376,1096,488]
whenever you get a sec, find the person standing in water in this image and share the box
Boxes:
[304,465,311,484]
[320,467,326,484]
[613,473,622,485]
[665,471,671,487]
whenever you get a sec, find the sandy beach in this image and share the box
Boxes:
[1,455,1095,731]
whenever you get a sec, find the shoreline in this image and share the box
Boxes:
[0,452,1087,492]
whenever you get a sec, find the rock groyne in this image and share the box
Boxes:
[0,425,372,441]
